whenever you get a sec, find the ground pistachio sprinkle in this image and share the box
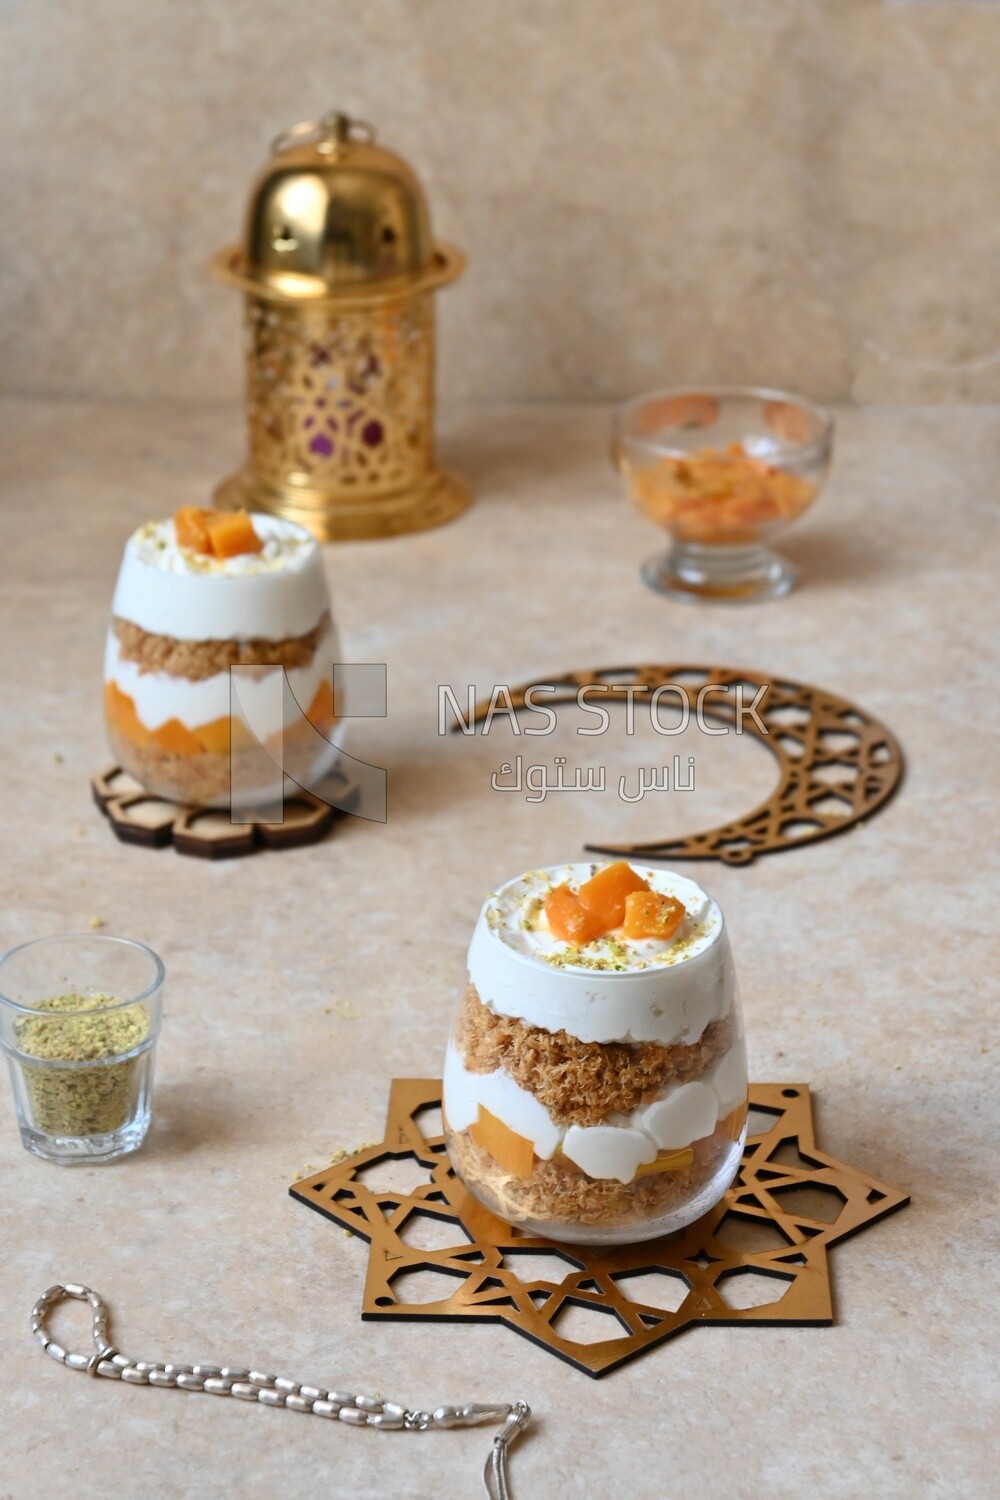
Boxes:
[15,992,150,1137]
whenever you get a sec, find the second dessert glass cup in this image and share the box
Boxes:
[104,511,342,808]
[612,385,834,603]
[444,863,747,1246]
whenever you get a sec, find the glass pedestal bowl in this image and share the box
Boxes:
[612,386,834,603]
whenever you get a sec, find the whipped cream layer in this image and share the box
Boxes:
[444,1038,748,1185]
[111,515,331,640]
[468,864,735,1045]
[104,625,340,739]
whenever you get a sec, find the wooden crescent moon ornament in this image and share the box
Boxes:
[462,665,904,866]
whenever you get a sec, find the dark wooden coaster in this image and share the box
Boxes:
[92,766,339,859]
[457,665,904,865]
[290,1078,909,1378]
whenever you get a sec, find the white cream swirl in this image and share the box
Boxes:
[467,863,735,1046]
[111,514,331,640]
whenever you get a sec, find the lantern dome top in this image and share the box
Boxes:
[212,111,463,306]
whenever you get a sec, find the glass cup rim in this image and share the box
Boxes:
[0,933,165,1017]
[612,383,836,466]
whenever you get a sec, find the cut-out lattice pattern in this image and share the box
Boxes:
[461,665,903,865]
[290,1079,908,1378]
[245,295,433,495]
[91,766,345,859]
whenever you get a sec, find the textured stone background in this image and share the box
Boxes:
[2,0,999,403]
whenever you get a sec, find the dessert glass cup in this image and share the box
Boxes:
[104,513,342,808]
[0,935,164,1165]
[612,385,834,603]
[443,865,747,1246]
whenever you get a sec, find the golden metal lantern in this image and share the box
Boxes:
[212,111,468,540]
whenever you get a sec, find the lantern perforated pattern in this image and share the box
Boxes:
[245,296,433,496]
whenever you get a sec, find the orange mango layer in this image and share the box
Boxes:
[717,1101,748,1142]
[469,1105,722,1184]
[469,1106,535,1179]
[105,679,336,756]
[633,1146,695,1178]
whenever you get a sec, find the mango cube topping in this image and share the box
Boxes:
[544,884,607,946]
[622,890,686,942]
[172,506,262,559]
[173,504,212,554]
[544,863,687,947]
[578,860,650,928]
[206,510,263,558]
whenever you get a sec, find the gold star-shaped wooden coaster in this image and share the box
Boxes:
[290,1079,908,1377]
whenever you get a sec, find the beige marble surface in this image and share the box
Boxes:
[0,398,997,1497]
[3,0,1000,405]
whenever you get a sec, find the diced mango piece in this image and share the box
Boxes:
[104,681,152,747]
[151,718,206,756]
[578,861,649,929]
[544,883,607,946]
[229,716,260,752]
[469,1106,535,1179]
[623,890,686,941]
[173,505,213,554]
[197,713,262,755]
[628,444,815,544]
[634,1147,694,1178]
[195,716,233,755]
[205,510,263,559]
[105,680,131,719]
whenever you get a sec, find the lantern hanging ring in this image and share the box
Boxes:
[270,112,376,157]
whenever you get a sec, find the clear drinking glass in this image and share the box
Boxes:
[444,863,748,1246]
[612,385,834,602]
[0,935,164,1164]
